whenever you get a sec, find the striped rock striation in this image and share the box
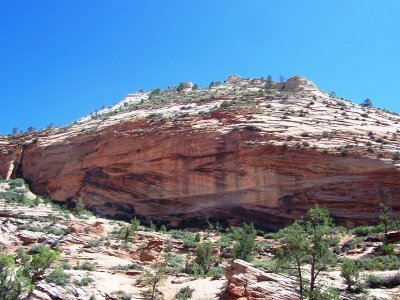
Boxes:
[1,75,400,229]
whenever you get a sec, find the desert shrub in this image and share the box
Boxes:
[46,266,70,286]
[341,240,356,253]
[174,286,194,300]
[366,273,400,288]
[159,225,167,233]
[252,259,277,272]
[74,276,94,287]
[351,225,382,237]
[147,113,163,120]
[220,100,234,108]
[378,243,395,255]
[84,239,100,248]
[148,88,161,100]
[208,266,224,280]
[9,178,26,188]
[165,255,184,274]
[73,261,97,271]
[109,263,143,271]
[46,226,65,236]
[113,290,132,300]
[60,260,71,270]
[243,125,261,132]
[357,255,400,271]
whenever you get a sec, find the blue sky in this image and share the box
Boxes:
[1,0,399,134]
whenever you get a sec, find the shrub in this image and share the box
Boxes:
[340,148,349,157]
[220,100,234,108]
[84,239,100,248]
[73,261,97,271]
[351,225,382,237]
[243,125,261,132]
[46,266,70,286]
[159,225,167,233]
[365,274,383,288]
[174,286,194,300]
[367,273,400,288]
[378,243,395,255]
[109,263,143,271]
[74,276,94,287]
[113,290,132,300]
[357,255,400,271]
[148,88,161,99]
[147,113,163,120]
[252,259,277,272]
[9,178,25,188]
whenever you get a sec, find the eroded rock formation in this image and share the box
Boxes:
[223,259,298,300]
[1,75,400,228]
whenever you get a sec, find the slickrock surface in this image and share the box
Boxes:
[223,259,298,300]
[1,75,400,228]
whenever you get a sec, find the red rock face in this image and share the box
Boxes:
[2,76,400,229]
[1,120,399,230]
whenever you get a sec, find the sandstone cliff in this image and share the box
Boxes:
[1,75,400,229]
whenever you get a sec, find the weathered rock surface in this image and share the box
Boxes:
[223,259,298,300]
[1,75,400,228]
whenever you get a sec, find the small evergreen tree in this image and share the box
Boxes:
[195,242,213,274]
[265,75,273,89]
[232,223,257,261]
[276,206,338,300]
[340,258,359,291]
[141,263,167,300]
[360,98,373,107]
[118,218,140,244]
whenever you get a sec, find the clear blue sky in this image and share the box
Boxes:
[1,0,399,134]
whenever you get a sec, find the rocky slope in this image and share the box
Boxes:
[1,75,400,229]
[2,180,400,300]
[0,181,227,299]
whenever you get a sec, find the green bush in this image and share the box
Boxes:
[351,225,382,237]
[365,275,383,288]
[378,244,395,255]
[84,239,100,248]
[365,273,400,288]
[9,178,25,188]
[220,100,234,108]
[252,259,277,272]
[357,255,400,271]
[166,255,184,274]
[113,290,132,300]
[74,276,94,287]
[174,286,194,300]
[73,261,97,271]
[109,263,143,271]
[46,266,70,286]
